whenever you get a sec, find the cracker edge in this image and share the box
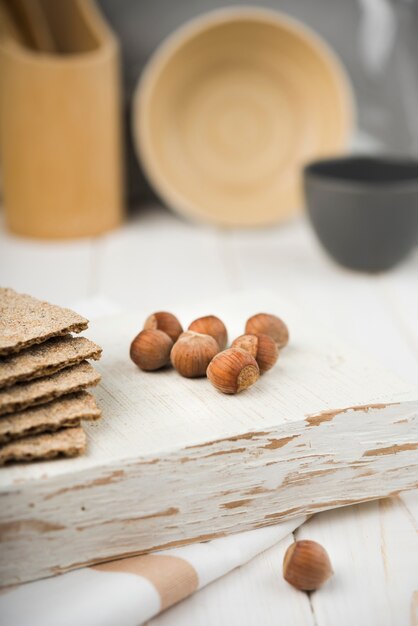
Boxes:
[0,392,101,444]
[0,322,88,356]
[0,426,87,465]
[0,364,101,416]
[0,347,102,390]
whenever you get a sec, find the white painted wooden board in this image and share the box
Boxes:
[296,494,418,626]
[148,492,418,626]
[1,207,418,625]
[1,290,418,587]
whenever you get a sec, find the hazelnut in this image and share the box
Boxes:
[232,333,279,373]
[283,540,333,591]
[144,311,183,343]
[245,313,289,349]
[207,348,260,394]
[130,329,173,371]
[188,315,228,350]
[171,331,219,378]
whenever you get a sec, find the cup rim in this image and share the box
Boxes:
[303,155,418,193]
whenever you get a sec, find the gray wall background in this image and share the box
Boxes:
[98,0,418,206]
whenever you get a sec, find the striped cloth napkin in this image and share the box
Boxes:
[0,517,305,626]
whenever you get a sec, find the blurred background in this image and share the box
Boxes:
[98,0,418,206]
[0,0,417,273]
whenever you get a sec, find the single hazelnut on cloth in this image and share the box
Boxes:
[188,315,228,350]
[144,311,183,343]
[283,540,333,591]
[232,333,279,373]
[207,348,260,394]
[171,331,219,378]
[245,313,289,349]
[130,329,173,371]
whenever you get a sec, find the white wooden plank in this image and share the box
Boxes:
[399,490,418,528]
[1,206,417,623]
[296,493,418,626]
[2,291,418,586]
[377,253,418,361]
[0,216,96,306]
[97,205,231,310]
[2,290,417,483]
[147,534,314,626]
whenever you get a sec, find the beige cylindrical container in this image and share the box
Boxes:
[0,0,124,239]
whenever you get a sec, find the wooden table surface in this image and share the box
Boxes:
[1,205,417,626]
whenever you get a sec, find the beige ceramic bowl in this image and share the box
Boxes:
[134,8,354,227]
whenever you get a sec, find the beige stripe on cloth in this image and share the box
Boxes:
[93,555,199,610]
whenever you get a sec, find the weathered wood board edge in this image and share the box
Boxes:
[1,400,417,586]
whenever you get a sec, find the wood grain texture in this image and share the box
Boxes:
[1,291,417,586]
[294,494,418,626]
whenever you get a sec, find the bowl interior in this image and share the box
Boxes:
[138,11,352,226]
[305,157,418,186]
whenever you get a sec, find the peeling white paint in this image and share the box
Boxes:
[1,297,418,586]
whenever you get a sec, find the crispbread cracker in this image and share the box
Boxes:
[0,392,101,444]
[0,288,88,356]
[0,361,101,416]
[0,336,102,389]
[0,426,86,465]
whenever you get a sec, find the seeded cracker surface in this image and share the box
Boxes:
[0,288,88,355]
[0,336,102,389]
[0,427,87,465]
[0,361,101,416]
[0,391,101,444]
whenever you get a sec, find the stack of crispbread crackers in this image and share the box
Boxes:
[0,288,103,465]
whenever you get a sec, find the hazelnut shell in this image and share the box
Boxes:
[144,311,183,343]
[283,540,333,591]
[206,348,260,394]
[130,329,173,371]
[245,313,289,349]
[171,331,219,378]
[232,333,279,373]
[188,315,228,350]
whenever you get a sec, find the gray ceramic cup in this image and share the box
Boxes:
[303,155,418,272]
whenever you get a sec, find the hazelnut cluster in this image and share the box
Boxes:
[129,312,289,395]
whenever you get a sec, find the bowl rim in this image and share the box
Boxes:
[304,155,418,192]
[133,6,355,226]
